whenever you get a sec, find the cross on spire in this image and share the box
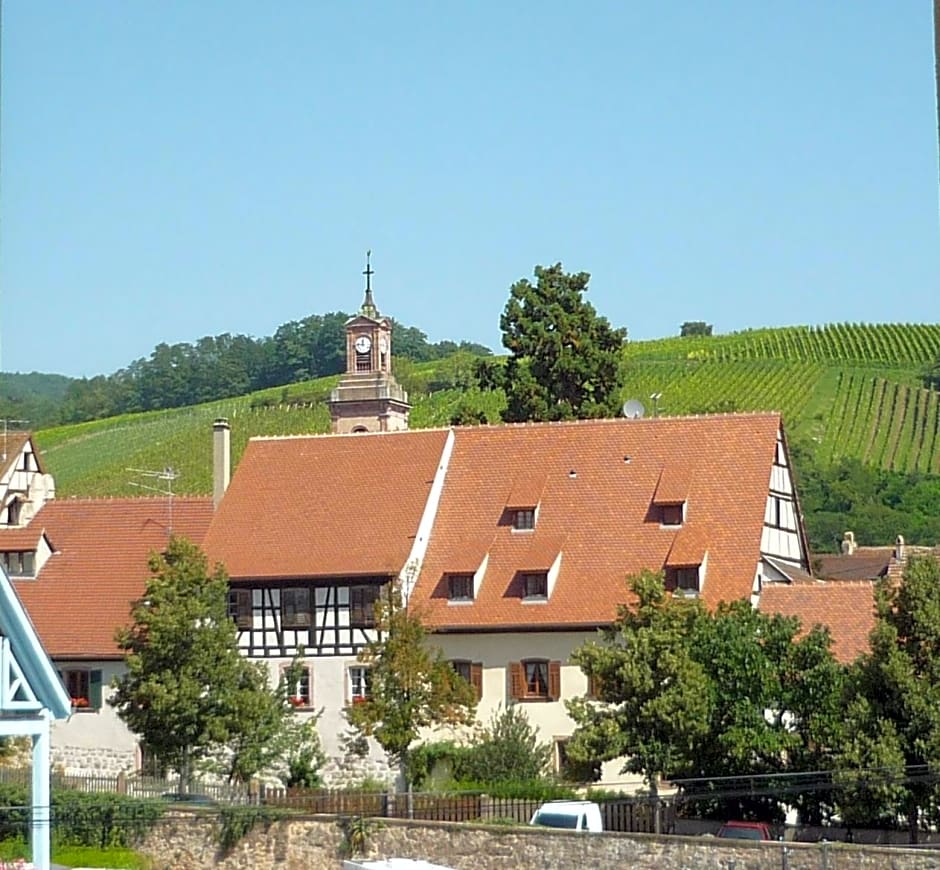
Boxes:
[360,250,379,318]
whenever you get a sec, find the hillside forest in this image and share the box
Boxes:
[4,282,940,555]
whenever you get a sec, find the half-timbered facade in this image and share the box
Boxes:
[203,412,813,787]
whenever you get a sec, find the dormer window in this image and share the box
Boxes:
[2,550,35,577]
[660,503,684,527]
[522,572,548,599]
[513,509,536,531]
[447,574,474,601]
[666,566,701,595]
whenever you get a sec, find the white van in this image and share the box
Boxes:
[529,800,603,833]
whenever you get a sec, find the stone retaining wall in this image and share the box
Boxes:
[139,812,940,869]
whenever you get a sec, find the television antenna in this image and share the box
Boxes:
[127,466,179,539]
[622,399,646,420]
[649,392,663,418]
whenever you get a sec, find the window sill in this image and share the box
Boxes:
[515,695,555,703]
[447,598,474,605]
[71,707,99,714]
[521,597,548,604]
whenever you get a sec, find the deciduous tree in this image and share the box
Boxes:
[835,555,940,841]
[345,584,477,802]
[566,570,711,827]
[111,537,298,792]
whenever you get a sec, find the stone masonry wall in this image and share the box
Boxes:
[139,813,940,870]
[52,745,136,777]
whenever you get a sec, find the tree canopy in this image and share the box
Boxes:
[345,584,477,790]
[567,570,844,824]
[498,263,627,422]
[110,537,303,790]
[835,555,940,840]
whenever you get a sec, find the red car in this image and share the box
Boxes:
[716,821,773,841]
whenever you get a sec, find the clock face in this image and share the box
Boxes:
[355,335,372,354]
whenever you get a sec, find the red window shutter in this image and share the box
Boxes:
[548,661,561,701]
[470,662,483,700]
[509,662,524,700]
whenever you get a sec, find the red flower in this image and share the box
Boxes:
[71,697,89,708]
[289,695,305,707]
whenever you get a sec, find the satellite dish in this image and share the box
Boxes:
[622,399,646,419]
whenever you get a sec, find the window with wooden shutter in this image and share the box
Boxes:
[63,668,102,711]
[350,585,380,627]
[512,659,561,701]
[509,661,525,700]
[281,587,311,628]
[451,660,483,700]
[89,670,103,710]
[228,588,252,629]
[547,660,561,701]
[470,662,483,700]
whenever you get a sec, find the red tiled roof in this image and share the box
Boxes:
[653,465,691,505]
[759,581,876,663]
[202,430,450,580]
[0,526,48,550]
[505,472,547,509]
[666,526,708,567]
[0,432,32,478]
[412,414,784,629]
[816,550,893,581]
[13,497,214,658]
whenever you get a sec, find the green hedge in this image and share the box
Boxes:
[0,784,164,848]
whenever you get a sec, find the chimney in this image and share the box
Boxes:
[213,418,231,509]
[841,531,857,555]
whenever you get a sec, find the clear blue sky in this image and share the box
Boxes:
[1,2,938,378]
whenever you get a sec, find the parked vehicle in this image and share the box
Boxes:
[716,820,773,840]
[529,800,604,833]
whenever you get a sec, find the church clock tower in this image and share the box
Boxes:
[328,252,410,434]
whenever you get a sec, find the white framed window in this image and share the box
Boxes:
[348,666,372,704]
[281,663,313,708]
[513,509,536,531]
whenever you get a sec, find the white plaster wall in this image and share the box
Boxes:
[263,657,392,788]
[430,631,645,792]
[51,662,138,774]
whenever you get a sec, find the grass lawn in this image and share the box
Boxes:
[0,839,152,869]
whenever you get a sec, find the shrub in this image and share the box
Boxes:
[455,706,551,786]
[51,792,165,849]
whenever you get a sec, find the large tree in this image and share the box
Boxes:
[345,583,477,805]
[111,536,296,792]
[498,263,627,422]
[835,555,940,841]
[566,570,711,830]
[568,571,845,826]
[683,600,844,823]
